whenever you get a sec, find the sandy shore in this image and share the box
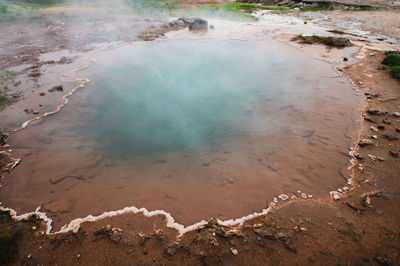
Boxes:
[0,3,399,265]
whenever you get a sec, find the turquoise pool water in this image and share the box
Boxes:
[3,39,361,228]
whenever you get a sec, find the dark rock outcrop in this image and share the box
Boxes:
[189,18,208,32]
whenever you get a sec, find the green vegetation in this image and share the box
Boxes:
[0,3,7,14]
[0,1,40,21]
[170,3,293,20]
[197,3,292,13]
[130,0,179,11]
[0,230,17,264]
[0,92,5,103]
[382,51,400,81]
[0,71,16,85]
[300,6,333,12]
[0,71,16,104]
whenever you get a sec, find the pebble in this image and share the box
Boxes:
[358,139,374,147]
[301,193,307,199]
[389,151,399,157]
[367,108,386,116]
[382,119,391,125]
[231,248,238,255]
[330,191,341,200]
[393,112,400,117]
[364,115,379,123]
[278,194,289,201]
[382,134,398,141]
[371,135,377,139]
[370,126,378,132]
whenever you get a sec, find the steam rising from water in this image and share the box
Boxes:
[2,39,360,230]
[85,40,277,158]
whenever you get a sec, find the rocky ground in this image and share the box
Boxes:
[0,1,400,265]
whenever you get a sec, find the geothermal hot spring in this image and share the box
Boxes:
[1,39,360,230]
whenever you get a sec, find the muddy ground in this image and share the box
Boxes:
[0,1,400,265]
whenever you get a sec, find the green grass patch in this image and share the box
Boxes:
[382,51,400,81]
[0,2,41,21]
[300,6,333,12]
[170,3,292,21]
[0,91,5,103]
[0,3,7,14]
[0,230,17,264]
[129,0,179,11]
[0,71,16,85]
[382,53,400,66]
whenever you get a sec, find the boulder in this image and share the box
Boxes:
[189,18,208,32]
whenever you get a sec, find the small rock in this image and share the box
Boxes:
[370,135,377,139]
[389,151,399,157]
[28,72,41,78]
[358,139,374,147]
[382,134,398,141]
[377,125,385,130]
[396,128,400,133]
[382,119,391,125]
[189,18,208,32]
[354,153,364,160]
[209,25,215,30]
[231,248,238,255]
[393,112,400,117]
[278,194,289,201]
[338,226,353,235]
[48,85,64,92]
[364,115,379,123]
[164,242,181,256]
[32,111,39,115]
[39,92,46,96]
[367,108,386,116]
[370,126,378,132]
[343,57,348,61]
